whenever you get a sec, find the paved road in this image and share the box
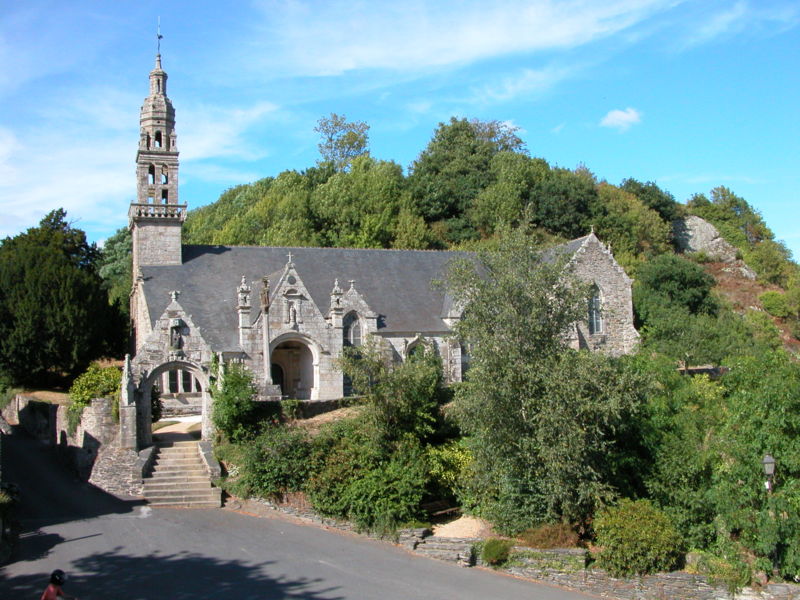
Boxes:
[1,429,596,600]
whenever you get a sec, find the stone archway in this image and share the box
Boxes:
[139,360,211,443]
[270,334,319,400]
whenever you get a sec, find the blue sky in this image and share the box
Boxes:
[1,1,798,258]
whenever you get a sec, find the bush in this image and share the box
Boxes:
[69,363,122,407]
[760,291,791,318]
[482,538,514,566]
[426,440,473,504]
[236,425,312,499]
[67,363,122,435]
[520,522,580,549]
[212,362,260,442]
[306,421,428,534]
[594,499,684,577]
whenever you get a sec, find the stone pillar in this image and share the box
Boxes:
[118,355,138,449]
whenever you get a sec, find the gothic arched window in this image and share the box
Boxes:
[343,312,362,347]
[147,165,156,185]
[154,131,162,148]
[588,285,603,335]
[161,167,168,184]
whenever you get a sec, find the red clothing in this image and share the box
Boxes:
[40,583,62,600]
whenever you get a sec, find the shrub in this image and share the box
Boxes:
[482,538,514,566]
[280,398,302,421]
[237,425,312,499]
[759,291,791,318]
[306,422,428,534]
[212,362,259,442]
[689,550,752,596]
[0,374,19,411]
[520,522,580,549]
[426,440,473,504]
[69,363,122,407]
[594,499,684,577]
[67,363,122,435]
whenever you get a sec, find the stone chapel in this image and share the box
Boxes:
[120,53,639,449]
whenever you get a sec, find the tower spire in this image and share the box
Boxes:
[129,39,185,270]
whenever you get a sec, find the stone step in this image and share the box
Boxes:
[152,465,205,472]
[143,480,214,491]
[153,456,203,467]
[145,491,222,507]
[143,441,221,508]
[144,486,219,498]
[156,440,199,448]
[155,448,200,457]
[147,499,222,508]
[145,473,210,483]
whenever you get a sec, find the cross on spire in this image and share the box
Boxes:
[287,251,294,265]
[157,17,163,54]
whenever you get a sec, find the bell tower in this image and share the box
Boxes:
[129,51,185,269]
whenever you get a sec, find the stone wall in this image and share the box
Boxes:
[569,234,640,356]
[2,394,143,497]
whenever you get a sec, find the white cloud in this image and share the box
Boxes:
[599,107,642,131]
[678,1,800,49]
[473,65,574,104]
[248,0,675,76]
[179,101,279,162]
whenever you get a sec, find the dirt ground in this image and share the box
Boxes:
[432,515,495,538]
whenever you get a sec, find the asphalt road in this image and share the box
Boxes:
[1,429,596,600]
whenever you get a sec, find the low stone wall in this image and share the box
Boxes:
[224,496,799,600]
[2,394,143,497]
[499,546,799,600]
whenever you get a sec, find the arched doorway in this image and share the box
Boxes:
[270,338,316,399]
[139,360,211,444]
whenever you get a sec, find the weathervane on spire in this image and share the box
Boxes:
[157,16,163,54]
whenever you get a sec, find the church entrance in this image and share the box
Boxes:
[137,360,211,445]
[157,367,204,416]
[270,340,315,399]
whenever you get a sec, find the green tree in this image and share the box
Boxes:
[591,183,671,270]
[408,118,525,244]
[98,227,132,320]
[312,155,406,248]
[620,178,680,223]
[0,210,124,385]
[315,112,370,172]
[469,152,549,237]
[633,254,719,326]
[529,166,596,239]
[446,228,648,532]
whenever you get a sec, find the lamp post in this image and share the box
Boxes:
[762,454,776,494]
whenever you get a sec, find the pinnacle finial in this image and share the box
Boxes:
[157,16,163,55]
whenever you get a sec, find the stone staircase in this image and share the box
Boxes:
[143,440,221,508]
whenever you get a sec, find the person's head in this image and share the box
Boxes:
[50,570,66,586]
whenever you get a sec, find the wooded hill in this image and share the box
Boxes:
[179,115,800,361]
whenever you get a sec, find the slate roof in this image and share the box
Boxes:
[140,245,469,351]
[140,238,592,353]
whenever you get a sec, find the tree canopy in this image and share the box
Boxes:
[0,210,125,385]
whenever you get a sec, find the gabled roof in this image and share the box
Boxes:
[140,245,468,351]
[139,237,597,353]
